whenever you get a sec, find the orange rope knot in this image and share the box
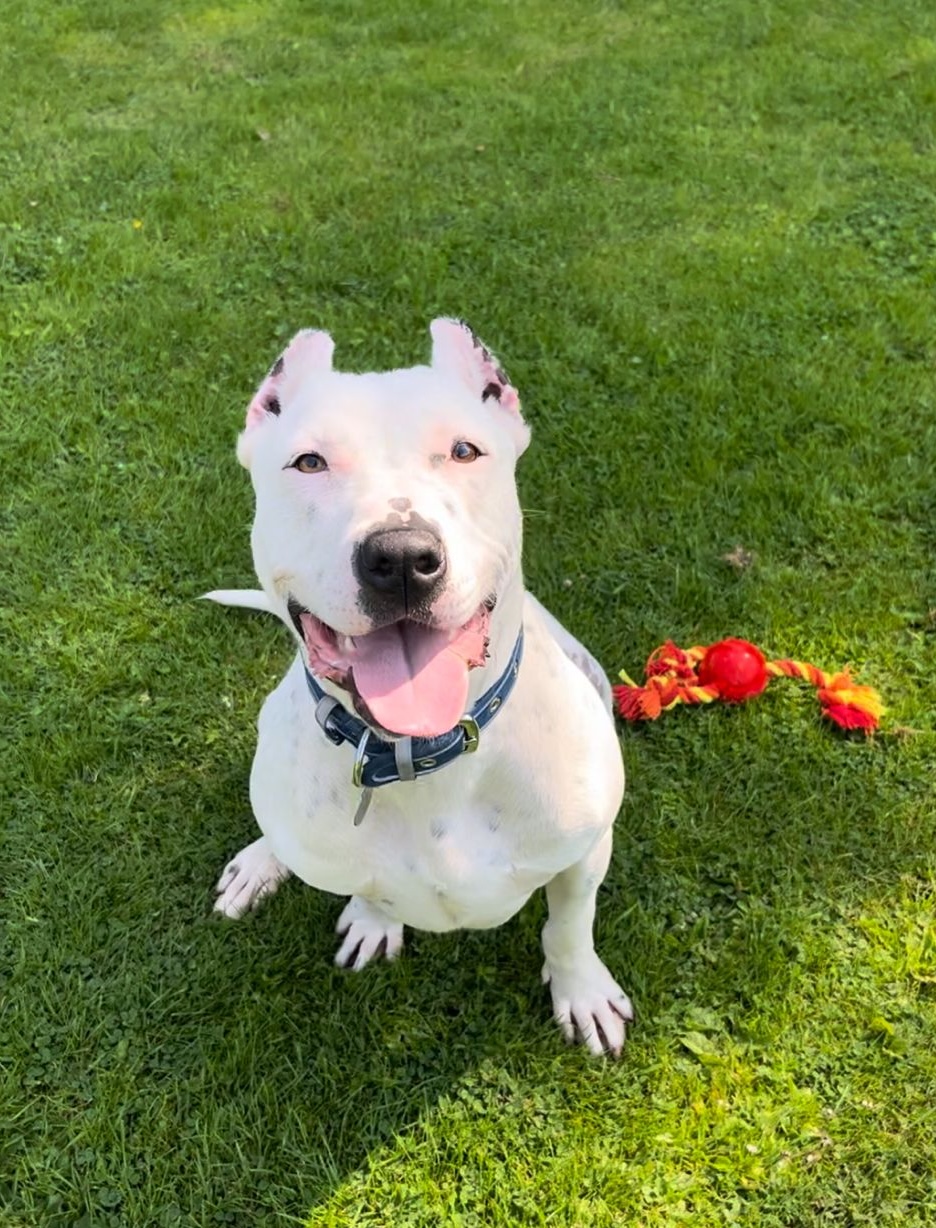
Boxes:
[613,637,883,733]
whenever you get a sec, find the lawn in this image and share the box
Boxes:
[3,0,936,1223]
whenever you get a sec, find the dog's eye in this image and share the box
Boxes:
[292,452,328,474]
[451,440,483,463]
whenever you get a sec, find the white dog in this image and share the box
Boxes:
[207,319,632,1055]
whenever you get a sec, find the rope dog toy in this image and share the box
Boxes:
[614,637,883,732]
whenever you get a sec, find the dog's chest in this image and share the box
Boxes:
[281,784,559,932]
[360,801,550,931]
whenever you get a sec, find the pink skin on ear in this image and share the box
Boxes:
[429,318,522,416]
[245,374,282,432]
[244,329,335,432]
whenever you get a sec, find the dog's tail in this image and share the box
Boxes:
[201,588,275,614]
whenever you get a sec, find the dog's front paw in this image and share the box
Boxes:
[214,836,290,918]
[542,954,634,1057]
[335,896,404,971]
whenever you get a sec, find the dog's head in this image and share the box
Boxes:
[237,319,531,740]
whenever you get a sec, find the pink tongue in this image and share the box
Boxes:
[351,623,471,738]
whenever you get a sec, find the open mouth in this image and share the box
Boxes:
[288,597,493,739]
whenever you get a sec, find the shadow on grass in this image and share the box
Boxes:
[5,741,570,1224]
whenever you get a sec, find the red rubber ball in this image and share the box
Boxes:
[698,638,769,703]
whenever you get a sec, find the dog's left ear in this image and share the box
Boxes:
[238,329,334,467]
[429,318,530,454]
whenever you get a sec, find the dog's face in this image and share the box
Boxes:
[237,319,531,740]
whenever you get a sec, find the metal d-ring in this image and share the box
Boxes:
[351,728,372,787]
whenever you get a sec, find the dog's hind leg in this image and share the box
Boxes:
[214,836,291,918]
[527,594,613,713]
[334,896,404,971]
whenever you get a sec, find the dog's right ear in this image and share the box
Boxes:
[237,329,334,467]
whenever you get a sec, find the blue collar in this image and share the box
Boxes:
[304,630,523,790]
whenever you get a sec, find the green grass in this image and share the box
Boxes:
[3,0,936,1223]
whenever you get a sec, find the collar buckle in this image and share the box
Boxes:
[458,715,481,754]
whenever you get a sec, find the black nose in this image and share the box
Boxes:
[355,527,447,606]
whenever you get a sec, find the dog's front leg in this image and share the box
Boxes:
[541,830,633,1056]
[214,836,291,918]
